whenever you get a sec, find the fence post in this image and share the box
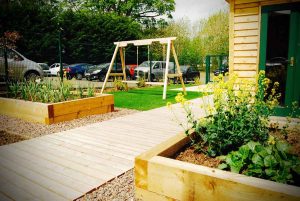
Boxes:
[205,55,210,84]
[58,26,63,81]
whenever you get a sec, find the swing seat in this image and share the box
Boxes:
[109,73,124,76]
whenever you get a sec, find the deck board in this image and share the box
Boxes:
[0,96,210,200]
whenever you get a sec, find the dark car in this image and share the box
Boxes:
[65,63,93,80]
[172,66,200,84]
[213,66,229,76]
[85,63,131,82]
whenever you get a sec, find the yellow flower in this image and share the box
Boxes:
[166,102,172,109]
[175,93,186,105]
[267,135,275,145]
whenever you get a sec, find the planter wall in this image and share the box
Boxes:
[135,133,300,201]
[0,94,114,124]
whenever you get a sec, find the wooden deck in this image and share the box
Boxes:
[0,97,210,201]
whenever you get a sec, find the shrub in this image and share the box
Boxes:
[137,78,146,88]
[177,71,280,157]
[113,78,127,91]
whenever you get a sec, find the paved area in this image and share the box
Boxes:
[0,96,210,201]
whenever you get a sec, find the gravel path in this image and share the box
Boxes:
[76,169,135,201]
[0,108,139,200]
[0,108,138,142]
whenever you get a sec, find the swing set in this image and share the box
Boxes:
[100,37,186,100]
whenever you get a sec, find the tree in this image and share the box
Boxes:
[195,10,229,56]
[59,0,175,26]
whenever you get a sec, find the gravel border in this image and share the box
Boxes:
[76,169,135,201]
[0,107,138,141]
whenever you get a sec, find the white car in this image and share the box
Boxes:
[49,63,68,76]
[38,63,51,77]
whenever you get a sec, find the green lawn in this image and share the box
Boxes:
[109,85,202,111]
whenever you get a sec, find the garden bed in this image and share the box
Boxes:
[135,133,300,201]
[0,94,114,124]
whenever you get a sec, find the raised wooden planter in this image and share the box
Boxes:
[135,133,300,201]
[0,94,114,125]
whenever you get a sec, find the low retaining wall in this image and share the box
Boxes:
[135,133,300,201]
[0,94,114,124]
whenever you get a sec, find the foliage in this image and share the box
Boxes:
[218,139,300,185]
[58,0,175,27]
[147,10,229,67]
[110,85,201,111]
[177,71,280,157]
[195,10,229,56]
[0,1,142,64]
[194,77,201,85]
[113,78,127,91]
[87,85,95,97]
[137,77,146,88]
[0,31,21,49]
[8,80,97,103]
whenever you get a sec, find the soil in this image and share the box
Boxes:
[174,145,221,168]
[270,128,300,157]
[0,130,29,146]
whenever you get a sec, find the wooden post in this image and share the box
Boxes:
[119,47,128,91]
[119,47,126,80]
[171,42,186,95]
[163,39,171,100]
[101,43,119,94]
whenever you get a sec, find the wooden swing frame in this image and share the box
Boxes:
[100,37,186,100]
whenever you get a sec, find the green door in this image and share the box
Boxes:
[260,3,300,116]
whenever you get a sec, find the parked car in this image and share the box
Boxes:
[180,66,200,83]
[85,63,131,81]
[213,66,229,76]
[213,59,229,76]
[49,63,68,76]
[38,63,51,77]
[134,61,175,81]
[65,63,93,80]
[0,48,44,81]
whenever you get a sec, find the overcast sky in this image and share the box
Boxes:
[172,0,229,23]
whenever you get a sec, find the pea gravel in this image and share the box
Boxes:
[0,107,138,141]
[76,169,135,201]
[0,108,139,200]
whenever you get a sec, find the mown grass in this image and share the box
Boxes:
[109,85,202,111]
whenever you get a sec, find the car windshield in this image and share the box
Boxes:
[87,63,109,72]
[138,61,150,67]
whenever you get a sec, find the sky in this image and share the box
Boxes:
[172,0,229,23]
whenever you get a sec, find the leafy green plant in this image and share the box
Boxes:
[176,71,280,156]
[87,85,95,97]
[77,85,84,98]
[137,78,146,88]
[8,82,20,98]
[8,80,97,103]
[194,77,201,85]
[218,139,300,185]
[59,81,72,101]
[113,78,127,91]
